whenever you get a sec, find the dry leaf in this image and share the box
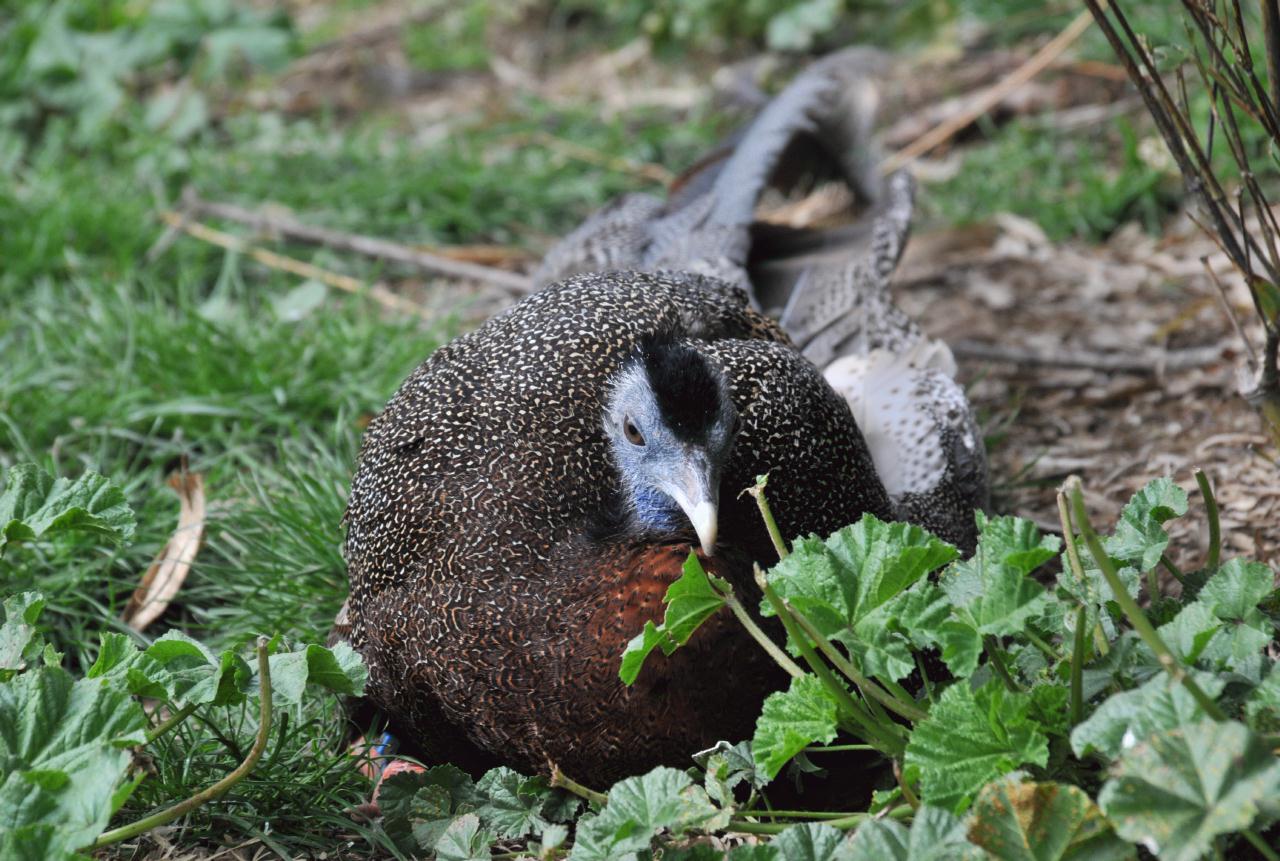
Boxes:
[123,471,206,632]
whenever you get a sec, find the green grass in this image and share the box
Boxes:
[923,116,1181,241]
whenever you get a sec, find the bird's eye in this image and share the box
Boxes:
[623,417,646,447]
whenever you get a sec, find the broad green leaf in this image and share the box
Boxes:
[846,805,981,860]
[751,674,839,779]
[763,514,956,682]
[905,680,1050,813]
[0,593,47,680]
[1099,720,1280,861]
[378,764,477,854]
[619,553,727,685]
[1079,633,1162,702]
[967,777,1134,860]
[695,740,766,805]
[1056,537,1141,644]
[474,767,551,839]
[568,766,724,860]
[1245,664,1280,733]
[0,464,135,552]
[1196,559,1275,680]
[1155,603,1219,665]
[769,822,849,861]
[434,813,494,861]
[0,666,146,857]
[1071,671,1225,760]
[1104,478,1187,573]
[86,632,167,700]
[144,632,250,708]
[936,514,1057,677]
[260,642,368,706]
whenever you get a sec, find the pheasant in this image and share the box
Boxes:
[339,51,987,785]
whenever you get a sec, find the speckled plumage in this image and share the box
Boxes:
[341,51,990,784]
[343,273,892,782]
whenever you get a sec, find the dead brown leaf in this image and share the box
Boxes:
[123,471,206,632]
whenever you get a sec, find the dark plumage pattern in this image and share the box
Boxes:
[343,272,892,782]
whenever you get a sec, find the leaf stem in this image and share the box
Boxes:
[894,758,921,810]
[735,809,859,819]
[783,602,927,723]
[721,587,805,679]
[1193,467,1221,570]
[759,577,904,755]
[1159,553,1186,589]
[1244,828,1280,861]
[746,475,789,560]
[983,636,1022,693]
[803,743,876,753]
[89,637,274,850]
[728,809,897,835]
[1070,605,1086,726]
[1022,628,1061,663]
[1065,477,1227,721]
[548,765,608,807]
[144,702,198,745]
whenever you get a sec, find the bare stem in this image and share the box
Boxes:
[1065,478,1227,721]
[1193,467,1221,570]
[784,602,927,723]
[722,585,806,680]
[1070,606,1087,726]
[1245,827,1280,861]
[746,475,789,560]
[983,636,1022,693]
[143,702,198,745]
[548,765,608,807]
[90,637,274,850]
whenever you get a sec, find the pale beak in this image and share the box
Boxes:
[666,454,719,556]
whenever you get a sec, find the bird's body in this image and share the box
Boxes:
[340,52,988,784]
[343,273,891,781]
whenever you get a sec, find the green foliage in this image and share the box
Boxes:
[966,778,1132,861]
[599,477,1280,858]
[927,119,1181,242]
[0,0,294,152]
[571,0,953,53]
[0,464,135,553]
[904,680,1050,813]
[1099,721,1280,861]
[751,674,840,779]
[763,514,957,683]
[619,554,728,684]
[571,767,727,860]
[0,589,367,858]
[846,805,981,860]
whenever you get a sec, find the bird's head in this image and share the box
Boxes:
[604,336,739,555]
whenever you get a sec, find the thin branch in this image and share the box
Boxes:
[158,211,436,320]
[182,196,534,294]
[951,340,1223,374]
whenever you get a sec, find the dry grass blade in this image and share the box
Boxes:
[880,9,1095,174]
[157,211,438,320]
[124,471,207,632]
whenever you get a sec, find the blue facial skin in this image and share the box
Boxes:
[630,485,686,533]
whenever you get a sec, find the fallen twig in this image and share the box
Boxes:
[158,211,436,320]
[881,10,1095,174]
[181,197,534,294]
[952,340,1224,375]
